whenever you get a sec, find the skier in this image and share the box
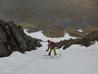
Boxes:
[46,40,57,56]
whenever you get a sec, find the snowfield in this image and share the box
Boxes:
[0,29,98,74]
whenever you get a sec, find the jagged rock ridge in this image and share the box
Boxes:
[0,19,42,57]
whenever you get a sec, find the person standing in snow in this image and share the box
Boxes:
[46,40,57,56]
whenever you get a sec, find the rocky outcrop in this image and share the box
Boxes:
[56,31,98,49]
[0,19,42,57]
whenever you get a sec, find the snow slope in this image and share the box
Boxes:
[0,30,98,74]
[24,29,77,42]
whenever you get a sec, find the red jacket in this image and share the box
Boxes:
[47,40,56,47]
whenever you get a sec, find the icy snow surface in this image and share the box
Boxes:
[0,29,98,74]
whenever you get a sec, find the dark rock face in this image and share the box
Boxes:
[0,19,42,57]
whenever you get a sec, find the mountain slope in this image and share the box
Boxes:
[0,30,98,74]
[0,0,98,37]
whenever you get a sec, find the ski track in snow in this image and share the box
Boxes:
[0,29,98,74]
